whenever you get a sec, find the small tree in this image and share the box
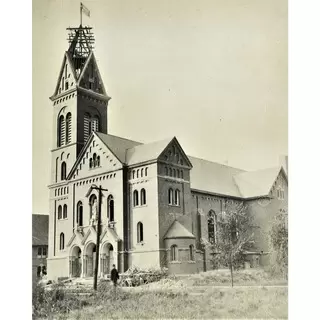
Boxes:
[202,201,256,286]
[269,209,288,279]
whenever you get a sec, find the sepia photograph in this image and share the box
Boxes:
[31,0,288,319]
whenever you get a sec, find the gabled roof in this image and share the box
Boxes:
[96,132,142,163]
[164,220,195,239]
[125,137,174,166]
[32,214,49,246]
[188,156,245,197]
[233,166,286,198]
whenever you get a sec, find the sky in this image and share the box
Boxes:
[32,0,287,214]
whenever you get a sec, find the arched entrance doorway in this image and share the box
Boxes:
[101,243,114,276]
[85,243,96,277]
[70,246,82,278]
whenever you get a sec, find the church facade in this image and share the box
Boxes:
[47,25,288,280]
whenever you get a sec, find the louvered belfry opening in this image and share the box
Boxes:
[67,25,95,79]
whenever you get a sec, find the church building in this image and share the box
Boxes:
[47,24,288,280]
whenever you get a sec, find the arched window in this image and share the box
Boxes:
[132,170,135,179]
[89,158,93,169]
[177,170,180,178]
[55,189,57,197]
[63,204,67,219]
[58,115,65,147]
[61,162,67,180]
[174,189,180,206]
[170,245,178,261]
[93,153,97,167]
[77,201,83,226]
[208,210,217,244]
[133,190,139,207]
[145,168,148,176]
[173,169,176,177]
[60,233,65,250]
[96,156,100,167]
[66,113,71,144]
[168,188,173,205]
[141,169,144,177]
[57,189,60,196]
[108,195,114,222]
[137,169,140,178]
[181,170,184,179]
[141,188,146,205]
[58,205,62,219]
[169,168,172,176]
[189,245,195,261]
[37,266,42,277]
[89,194,97,220]
[137,222,144,243]
[231,217,239,244]
[165,167,168,176]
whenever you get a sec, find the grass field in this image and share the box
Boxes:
[34,269,288,319]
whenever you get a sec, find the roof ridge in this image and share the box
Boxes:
[188,155,246,172]
[95,132,143,145]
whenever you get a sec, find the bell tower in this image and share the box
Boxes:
[49,25,111,185]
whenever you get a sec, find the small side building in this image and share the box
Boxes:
[32,214,49,282]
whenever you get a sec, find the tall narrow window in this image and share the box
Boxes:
[169,168,172,176]
[174,189,180,206]
[177,170,180,178]
[137,222,144,243]
[170,245,178,261]
[93,153,97,167]
[63,204,67,219]
[77,201,83,226]
[180,170,184,179]
[165,167,168,176]
[96,156,100,167]
[173,169,176,177]
[137,169,140,178]
[132,170,135,179]
[141,169,144,177]
[61,162,67,180]
[108,195,114,222]
[133,190,139,207]
[141,188,146,205]
[60,233,65,250]
[58,205,62,220]
[145,168,148,176]
[189,245,195,261]
[168,188,173,205]
[66,113,71,144]
[208,210,217,244]
[62,77,64,90]
[58,115,65,147]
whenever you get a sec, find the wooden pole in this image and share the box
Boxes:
[93,186,102,291]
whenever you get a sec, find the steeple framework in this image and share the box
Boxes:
[67,26,95,78]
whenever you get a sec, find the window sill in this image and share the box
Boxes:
[137,241,145,246]
[187,261,196,264]
[168,204,180,207]
[169,261,182,264]
[133,204,148,209]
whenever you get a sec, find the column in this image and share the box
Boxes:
[81,255,88,278]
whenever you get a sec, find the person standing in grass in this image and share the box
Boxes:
[110,264,119,298]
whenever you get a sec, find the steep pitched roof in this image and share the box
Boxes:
[164,220,195,239]
[125,137,175,166]
[32,214,49,246]
[233,166,285,198]
[95,132,142,163]
[188,156,245,197]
